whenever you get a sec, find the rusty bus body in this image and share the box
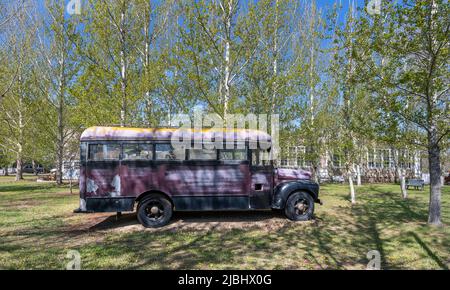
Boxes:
[75,126,321,227]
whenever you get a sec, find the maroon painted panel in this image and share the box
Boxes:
[83,163,312,199]
[164,163,250,196]
[85,162,121,197]
[118,162,250,197]
[274,168,311,186]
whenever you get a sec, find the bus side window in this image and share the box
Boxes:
[219,149,247,160]
[155,144,185,160]
[123,143,153,160]
[188,149,217,160]
[80,142,87,162]
[88,144,121,161]
[251,149,270,166]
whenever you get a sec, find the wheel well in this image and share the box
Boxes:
[135,190,174,207]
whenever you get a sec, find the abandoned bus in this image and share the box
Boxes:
[75,126,321,227]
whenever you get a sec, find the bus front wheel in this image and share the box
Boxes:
[284,191,314,221]
[137,194,173,228]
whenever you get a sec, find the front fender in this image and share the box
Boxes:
[271,180,320,209]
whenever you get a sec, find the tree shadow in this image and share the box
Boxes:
[88,210,285,231]
[408,231,448,270]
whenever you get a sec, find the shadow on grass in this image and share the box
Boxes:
[80,186,441,269]
[409,231,449,270]
[2,183,447,269]
[89,210,284,231]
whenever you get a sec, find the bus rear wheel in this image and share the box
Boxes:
[137,194,173,228]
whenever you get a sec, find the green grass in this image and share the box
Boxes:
[0,175,448,269]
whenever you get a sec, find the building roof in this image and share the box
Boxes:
[80,126,272,144]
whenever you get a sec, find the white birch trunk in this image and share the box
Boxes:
[223,37,230,115]
[356,164,362,186]
[396,150,408,198]
[272,0,279,113]
[15,75,24,181]
[143,5,152,126]
[349,168,356,204]
[309,3,316,125]
[56,47,65,185]
[222,0,233,117]
[397,167,408,199]
[119,7,127,127]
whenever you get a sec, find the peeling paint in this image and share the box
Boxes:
[86,178,98,194]
[79,198,86,211]
[109,174,121,197]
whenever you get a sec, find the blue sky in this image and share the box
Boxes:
[46,0,367,20]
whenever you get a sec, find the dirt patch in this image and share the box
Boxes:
[68,211,316,234]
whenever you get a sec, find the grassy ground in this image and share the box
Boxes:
[0,174,448,269]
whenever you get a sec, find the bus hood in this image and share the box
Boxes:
[275,168,312,181]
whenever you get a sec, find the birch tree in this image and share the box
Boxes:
[133,0,173,126]
[362,0,449,224]
[78,0,140,127]
[0,3,36,181]
[296,0,329,182]
[0,1,28,102]
[241,0,300,115]
[33,0,81,184]
[178,0,250,117]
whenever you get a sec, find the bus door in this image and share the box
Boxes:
[85,142,122,197]
[249,149,273,209]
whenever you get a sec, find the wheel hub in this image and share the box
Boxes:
[150,206,160,214]
[296,203,306,211]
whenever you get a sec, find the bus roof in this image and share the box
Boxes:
[80,126,272,143]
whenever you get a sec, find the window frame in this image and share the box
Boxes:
[84,140,256,165]
[122,142,154,161]
[251,148,272,167]
[87,142,122,161]
[187,148,219,161]
[218,148,249,163]
[154,142,187,162]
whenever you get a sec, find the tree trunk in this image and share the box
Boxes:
[56,47,65,185]
[223,36,230,116]
[312,164,319,183]
[398,167,408,199]
[69,168,73,194]
[143,5,152,126]
[222,0,233,117]
[15,158,23,181]
[271,0,279,113]
[16,78,24,181]
[356,164,362,186]
[393,149,407,197]
[349,169,356,204]
[56,90,64,185]
[119,6,127,127]
[316,162,321,184]
[56,139,63,185]
[4,167,8,176]
[32,160,37,176]
[427,142,441,225]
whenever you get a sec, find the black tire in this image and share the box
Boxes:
[284,191,314,221]
[137,194,173,228]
